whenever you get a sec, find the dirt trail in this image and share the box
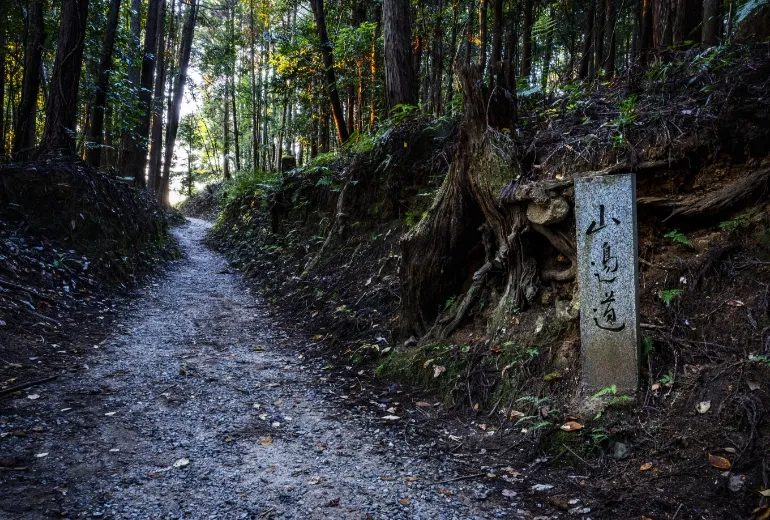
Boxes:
[1,219,531,520]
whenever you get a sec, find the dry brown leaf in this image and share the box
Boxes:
[709,454,732,470]
[399,498,411,506]
[437,488,453,495]
[415,401,432,407]
[639,462,653,471]
[258,436,273,446]
[560,421,583,432]
[406,476,418,482]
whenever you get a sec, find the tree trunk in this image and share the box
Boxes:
[541,16,554,91]
[232,78,241,171]
[702,0,720,45]
[320,102,329,153]
[13,0,44,159]
[479,0,488,71]
[250,0,259,170]
[127,0,161,186]
[639,0,653,65]
[400,64,520,336]
[148,0,171,193]
[594,0,605,77]
[383,0,417,109]
[86,0,121,168]
[579,0,595,79]
[38,0,89,156]
[603,0,616,78]
[159,0,199,206]
[489,0,502,84]
[673,0,702,44]
[430,0,445,115]
[520,0,533,78]
[119,0,142,172]
[309,0,348,144]
[224,77,231,180]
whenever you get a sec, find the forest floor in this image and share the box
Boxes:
[1,219,601,520]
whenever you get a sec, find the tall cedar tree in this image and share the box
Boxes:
[86,0,122,167]
[159,0,199,205]
[38,0,89,156]
[148,0,170,194]
[125,0,162,186]
[383,0,417,109]
[13,0,44,158]
[309,0,348,144]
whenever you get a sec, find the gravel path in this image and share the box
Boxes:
[1,219,531,520]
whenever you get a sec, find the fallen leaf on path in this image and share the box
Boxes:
[423,359,433,368]
[543,372,562,381]
[35,453,48,458]
[437,488,453,495]
[759,489,770,497]
[259,436,273,446]
[560,421,583,432]
[109,449,119,453]
[399,498,411,506]
[381,476,396,481]
[748,381,761,391]
[709,454,732,470]
[60,408,72,412]
[415,401,432,407]
[639,462,653,471]
[406,476,418,482]
[224,436,235,443]
[696,401,711,414]
[382,415,400,421]
[27,394,40,400]
[173,458,190,468]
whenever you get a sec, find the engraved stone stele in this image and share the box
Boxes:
[574,173,640,394]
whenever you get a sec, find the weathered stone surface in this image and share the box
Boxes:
[526,197,569,225]
[574,173,640,394]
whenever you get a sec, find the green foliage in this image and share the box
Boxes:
[220,169,281,206]
[658,288,684,306]
[443,295,457,311]
[642,336,654,357]
[737,0,770,23]
[664,229,692,246]
[658,371,675,386]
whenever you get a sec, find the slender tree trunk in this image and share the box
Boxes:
[249,0,259,170]
[119,0,141,171]
[489,0,502,84]
[594,0,605,76]
[520,0,533,78]
[639,0,653,65]
[122,0,161,185]
[148,0,171,193]
[579,0,595,78]
[320,102,329,153]
[479,0,488,70]
[346,83,354,136]
[38,0,89,156]
[224,77,231,179]
[702,0,720,45]
[13,0,44,158]
[159,0,199,205]
[603,0,616,78]
[541,17,553,91]
[309,0,348,143]
[86,0,121,167]
[445,0,458,110]
[382,0,417,109]
[232,79,241,171]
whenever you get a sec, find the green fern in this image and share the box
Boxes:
[664,229,691,246]
[658,288,684,306]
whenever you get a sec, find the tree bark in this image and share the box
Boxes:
[702,0,720,45]
[383,0,417,109]
[603,0,616,78]
[38,0,89,156]
[249,0,259,170]
[148,0,171,193]
[309,0,348,144]
[479,0,488,71]
[119,0,142,172]
[579,0,595,78]
[520,0,533,78]
[159,0,199,205]
[13,0,44,159]
[489,0,502,84]
[86,0,121,167]
[594,0,605,77]
[224,77,231,180]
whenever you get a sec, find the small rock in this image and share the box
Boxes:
[612,442,629,460]
[403,336,418,348]
[531,484,554,493]
[729,474,745,493]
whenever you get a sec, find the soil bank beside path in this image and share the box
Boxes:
[0,219,549,520]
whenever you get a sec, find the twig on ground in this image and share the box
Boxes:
[0,375,58,397]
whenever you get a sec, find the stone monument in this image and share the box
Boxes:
[574,173,640,394]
